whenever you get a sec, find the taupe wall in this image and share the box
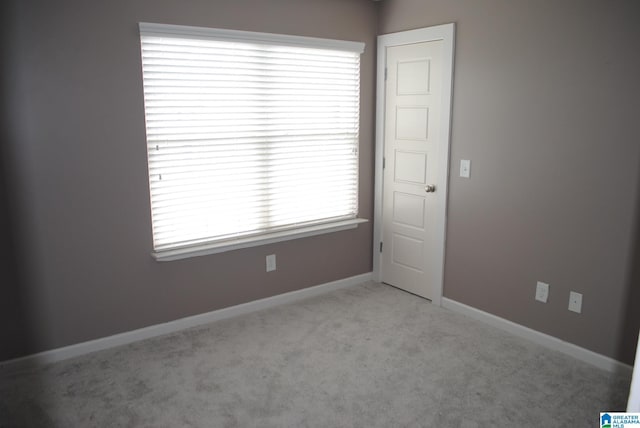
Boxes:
[1,0,377,361]
[3,0,639,366]
[379,0,640,364]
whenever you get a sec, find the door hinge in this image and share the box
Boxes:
[379,242,383,253]
[383,157,386,169]
[384,67,388,81]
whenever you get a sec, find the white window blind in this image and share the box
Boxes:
[139,23,364,257]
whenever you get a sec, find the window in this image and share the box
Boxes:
[139,23,365,261]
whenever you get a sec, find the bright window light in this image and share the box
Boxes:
[139,24,364,257]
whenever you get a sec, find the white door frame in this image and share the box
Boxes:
[628,330,640,411]
[373,24,455,306]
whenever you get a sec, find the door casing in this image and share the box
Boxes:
[373,24,455,306]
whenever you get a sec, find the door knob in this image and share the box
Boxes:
[425,184,436,193]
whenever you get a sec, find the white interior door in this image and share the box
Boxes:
[375,25,455,303]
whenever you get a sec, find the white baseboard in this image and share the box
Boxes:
[442,297,633,375]
[0,272,372,373]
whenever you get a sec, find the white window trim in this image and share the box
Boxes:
[153,218,368,261]
[139,23,367,261]
[138,22,365,54]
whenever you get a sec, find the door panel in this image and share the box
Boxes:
[392,233,424,270]
[394,150,427,183]
[393,192,425,229]
[396,107,429,140]
[381,40,443,299]
[397,59,431,94]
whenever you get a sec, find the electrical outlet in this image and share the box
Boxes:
[535,281,549,303]
[568,291,582,313]
[266,254,276,272]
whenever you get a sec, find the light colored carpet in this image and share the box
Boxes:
[0,282,631,427]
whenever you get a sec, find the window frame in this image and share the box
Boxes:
[138,23,367,261]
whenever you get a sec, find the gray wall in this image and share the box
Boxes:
[1,0,377,361]
[379,0,640,364]
[4,0,639,366]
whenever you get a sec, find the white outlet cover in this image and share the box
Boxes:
[568,291,582,313]
[535,281,549,303]
[266,254,276,272]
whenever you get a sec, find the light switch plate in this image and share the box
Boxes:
[460,159,471,178]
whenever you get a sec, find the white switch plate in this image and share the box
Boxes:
[535,281,549,303]
[266,254,276,272]
[568,291,582,313]
[460,159,471,178]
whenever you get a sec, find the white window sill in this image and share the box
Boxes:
[152,218,368,262]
